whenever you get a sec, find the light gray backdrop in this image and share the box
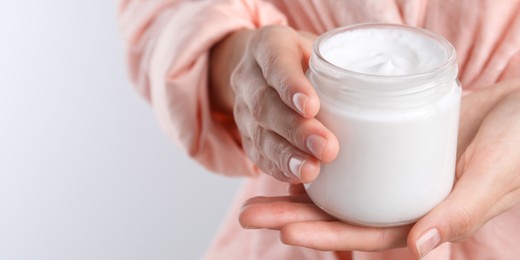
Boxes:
[0,1,242,259]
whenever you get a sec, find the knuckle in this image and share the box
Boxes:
[282,116,301,143]
[260,59,300,104]
[271,140,284,156]
[268,68,294,102]
[449,207,477,240]
[277,75,292,95]
[256,131,293,179]
[254,26,300,98]
[261,52,281,80]
[373,229,396,252]
[250,88,270,122]
[259,156,287,181]
[251,125,265,149]
[370,225,408,252]
[274,143,294,171]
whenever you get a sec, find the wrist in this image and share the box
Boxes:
[209,29,255,114]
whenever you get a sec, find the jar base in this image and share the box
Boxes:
[335,216,419,228]
[309,196,422,227]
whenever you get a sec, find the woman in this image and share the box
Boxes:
[119,0,520,259]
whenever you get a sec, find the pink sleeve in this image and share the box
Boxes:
[118,0,287,176]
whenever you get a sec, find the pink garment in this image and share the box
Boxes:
[118,0,520,259]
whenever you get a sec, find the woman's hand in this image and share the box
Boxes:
[407,84,520,257]
[210,26,339,183]
[239,80,520,258]
[240,184,413,252]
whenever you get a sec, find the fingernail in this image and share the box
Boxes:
[292,92,308,116]
[415,228,441,258]
[306,135,327,160]
[289,157,306,179]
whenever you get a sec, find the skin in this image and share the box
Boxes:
[209,25,520,258]
[210,26,339,183]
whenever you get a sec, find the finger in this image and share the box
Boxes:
[281,221,411,251]
[252,26,319,118]
[237,103,299,182]
[241,137,294,182]
[247,86,339,162]
[239,198,334,230]
[237,89,324,182]
[250,124,320,183]
[242,194,311,206]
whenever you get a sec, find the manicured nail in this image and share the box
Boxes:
[306,135,327,160]
[415,228,441,258]
[292,92,308,116]
[289,157,305,179]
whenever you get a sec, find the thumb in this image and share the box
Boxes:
[407,171,495,258]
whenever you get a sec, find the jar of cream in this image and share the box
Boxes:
[306,23,461,227]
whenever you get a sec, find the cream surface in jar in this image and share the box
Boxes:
[306,24,461,227]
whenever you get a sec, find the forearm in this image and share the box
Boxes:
[209,29,255,114]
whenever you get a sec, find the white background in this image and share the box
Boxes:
[0,1,242,259]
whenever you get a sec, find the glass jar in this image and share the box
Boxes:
[305,23,461,227]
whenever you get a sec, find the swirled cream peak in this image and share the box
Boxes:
[319,28,447,76]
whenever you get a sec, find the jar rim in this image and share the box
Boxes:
[313,23,457,80]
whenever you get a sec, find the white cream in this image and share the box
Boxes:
[306,24,461,227]
[319,28,447,76]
